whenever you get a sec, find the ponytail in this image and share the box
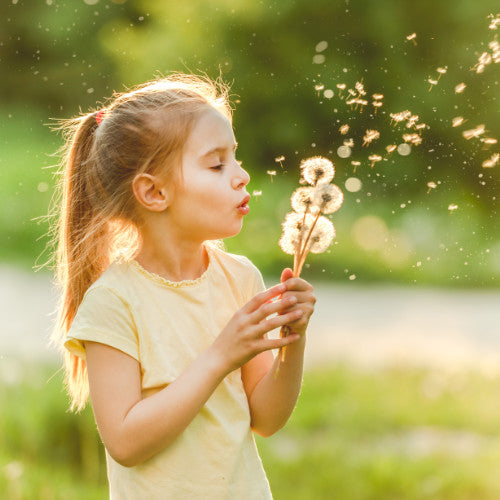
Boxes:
[52,111,110,410]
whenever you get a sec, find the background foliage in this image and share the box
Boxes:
[1,0,499,286]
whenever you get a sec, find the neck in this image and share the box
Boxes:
[135,224,209,282]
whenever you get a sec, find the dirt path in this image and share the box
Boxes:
[2,265,500,372]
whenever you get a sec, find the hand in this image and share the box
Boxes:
[278,268,316,337]
[210,283,304,374]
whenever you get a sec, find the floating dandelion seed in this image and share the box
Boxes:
[355,98,368,112]
[406,32,417,45]
[483,137,498,145]
[390,110,411,126]
[351,160,361,173]
[448,203,458,213]
[355,81,366,96]
[372,93,384,100]
[482,153,499,168]
[415,123,426,134]
[455,82,467,94]
[436,66,447,79]
[252,190,263,198]
[314,84,325,96]
[362,129,380,147]
[426,181,437,194]
[386,144,397,154]
[343,138,354,147]
[339,124,350,135]
[368,154,382,168]
[428,78,438,91]
[372,101,383,114]
[462,124,485,140]
[336,83,346,98]
[300,156,335,186]
[452,116,465,127]
[313,184,344,214]
[488,14,500,30]
[406,115,420,129]
[403,133,422,145]
[275,155,285,168]
[267,170,277,182]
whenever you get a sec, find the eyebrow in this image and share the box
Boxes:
[200,142,238,158]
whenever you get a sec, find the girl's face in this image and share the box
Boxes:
[165,107,251,242]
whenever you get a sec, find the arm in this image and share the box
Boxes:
[84,282,303,467]
[241,269,315,437]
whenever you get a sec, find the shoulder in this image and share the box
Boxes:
[79,259,137,310]
[208,244,261,280]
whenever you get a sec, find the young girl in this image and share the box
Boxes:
[51,73,315,499]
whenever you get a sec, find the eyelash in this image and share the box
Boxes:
[211,164,224,171]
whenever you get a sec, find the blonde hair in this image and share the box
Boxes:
[50,73,233,411]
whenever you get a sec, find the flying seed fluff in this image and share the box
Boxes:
[49,73,233,411]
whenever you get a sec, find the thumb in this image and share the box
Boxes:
[280,267,294,283]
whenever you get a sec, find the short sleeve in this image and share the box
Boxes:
[246,261,266,301]
[65,286,139,361]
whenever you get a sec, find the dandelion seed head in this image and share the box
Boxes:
[427,181,437,190]
[448,203,458,212]
[452,116,465,127]
[252,190,262,197]
[336,83,346,90]
[454,82,466,93]
[437,67,447,74]
[291,187,316,213]
[343,138,354,147]
[300,156,335,186]
[386,144,397,154]
[267,170,277,176]
[406,33,417,41]
[308,217,335,254]
[315,84,325,92]
[313,183,344,214]
[372,93,384,100]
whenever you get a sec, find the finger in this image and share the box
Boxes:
[260,333,301,352]
[242,283,287,314]
[283,277,314,292]
[280,268,294,283]
[253,308,304,336]
[280,290,315,306]
[249,295,297,323]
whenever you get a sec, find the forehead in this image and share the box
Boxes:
[184,107,235,157]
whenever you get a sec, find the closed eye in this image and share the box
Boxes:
[210,164,223,171]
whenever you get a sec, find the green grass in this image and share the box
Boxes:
[3,361,500,499]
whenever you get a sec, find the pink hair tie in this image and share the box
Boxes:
[95,110,105,125]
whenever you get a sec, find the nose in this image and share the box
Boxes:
[232,161,250,190]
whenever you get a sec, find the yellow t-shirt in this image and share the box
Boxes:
[65,245,273,500]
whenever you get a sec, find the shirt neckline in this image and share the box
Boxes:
[128,246,214,288]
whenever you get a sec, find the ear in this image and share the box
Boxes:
[132,173,170,212]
